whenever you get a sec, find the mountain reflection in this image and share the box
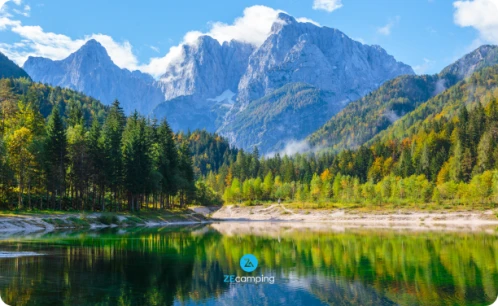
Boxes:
[0,223,496,305]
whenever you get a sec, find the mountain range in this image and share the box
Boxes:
[5,11,498,158]
[20,12,413,154]
[218,13,413,153]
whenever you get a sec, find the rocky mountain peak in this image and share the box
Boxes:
[158,35,254,101]
[440,45,498,79]
[23,40,165,115]
[66,39,114,69]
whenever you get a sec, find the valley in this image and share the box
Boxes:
[0,11,498,215]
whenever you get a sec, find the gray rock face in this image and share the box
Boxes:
[440,45,498,80]
[237,13,414,105]
[153,36,254,132]
[219,13,414,153]
[220,83,342,154]
[159,36,254,101]
[22,14,415,154]
[23,39,165,114]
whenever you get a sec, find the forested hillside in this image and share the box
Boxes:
[0,52,30,79]
[308,45,498,153]
[221,83,339,154]
[206,64,498,206]
[4,54,498,211]
[0,78,209,210]
[373,65,498,143]
[308,74,437,152]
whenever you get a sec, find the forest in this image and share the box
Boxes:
[2,64,498,211]
[205,66,498,207]
[0,78,214,211]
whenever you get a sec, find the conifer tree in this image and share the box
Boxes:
[45,106,66,209]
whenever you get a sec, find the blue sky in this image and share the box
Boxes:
[0,0,496,76]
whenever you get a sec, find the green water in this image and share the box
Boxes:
[0,223,497,306]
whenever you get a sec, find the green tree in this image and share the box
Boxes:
[45,106,67,209]
[101,100,125,210]
[122,112,151,211]
[262,171,274,200]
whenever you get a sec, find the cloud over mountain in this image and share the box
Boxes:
[0,5,319,78]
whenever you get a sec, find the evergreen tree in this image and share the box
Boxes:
[45,106,66,209]
[122,112,151,211]
[157,119,179,208]
[177,141,195,207]
[102,100,125,210]
[87,118,105,211]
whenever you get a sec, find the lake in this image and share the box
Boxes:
[0,222,497,306]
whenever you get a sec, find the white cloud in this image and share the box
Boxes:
[150,45,159,53]
[0,16,139,70]
[0,16,19,29]
[140,5,319,77]
[296,17,321,27]
[312,0,343,13]
[196,6,286,46]
[0,0,21,11]
[377,16,400,36]
[265,139,326,158]
[0,0,9,11]
[266,140,312,158]
[13,4,29,17]
[453,0,498,44]
[354,37,366,44]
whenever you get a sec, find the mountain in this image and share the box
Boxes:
[220,83,341,154]
[308,45,498,152]
[352,64,498,184]
[0,52,30,79]
[372,62,498,145]
[22,14,413,149]
[152,36,254,132]
[23,39,164,114]
[158,36,254,101]
[219,13,414,153]
[236,13,414,105]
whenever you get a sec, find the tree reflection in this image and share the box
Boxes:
[0,225,496,305]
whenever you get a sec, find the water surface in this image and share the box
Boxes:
[0,222,497,306]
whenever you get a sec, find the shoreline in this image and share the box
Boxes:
[204,204,498,229]
[2,204,498,233]
[0,210,209,234]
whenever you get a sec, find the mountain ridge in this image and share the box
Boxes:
[0,52,30,79]
[218,12,414,153]
[308,45,498,153]
[21,14,414,153]
[23,39,165,115]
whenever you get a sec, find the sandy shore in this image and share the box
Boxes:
[200,204,498,231]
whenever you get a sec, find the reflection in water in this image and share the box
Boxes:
[0,223,496,305]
